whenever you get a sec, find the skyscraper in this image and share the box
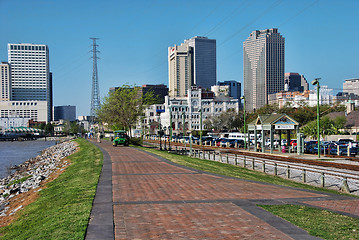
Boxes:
[284,72,309,92]
[184,36,216,90]
[7,43,51,121]
[53,105,76,121]
[0,62,11,101]
[168,43,193,97]
[243,28,284,112]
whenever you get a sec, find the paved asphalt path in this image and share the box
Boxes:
[85,141,359,240]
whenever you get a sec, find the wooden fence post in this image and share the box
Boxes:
[262,161,265,173]
[287,166,290,179]
[341,177,350,193]
[320,173,325,188]
[302,169,306,183]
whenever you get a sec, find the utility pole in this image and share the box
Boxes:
[90,38,100,121]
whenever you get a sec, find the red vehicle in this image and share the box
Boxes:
[290,140,297,147]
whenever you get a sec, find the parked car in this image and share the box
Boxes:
[214,138,225,147]
[337,139,354,146]
[265,139,280,148]
[313,143,331,154]
[290,140,297,147]
[202,136,214,145]
[220,138,232,147]
[304,141,318,154]
[113,130,129,146]
[232,139,245,148]
[329,144,358,156]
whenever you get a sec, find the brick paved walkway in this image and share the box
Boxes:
[86,141,359,240]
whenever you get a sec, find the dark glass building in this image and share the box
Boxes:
[53,105,76,121]
[184,36,216,90]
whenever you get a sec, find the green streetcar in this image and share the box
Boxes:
[113,130,129,146]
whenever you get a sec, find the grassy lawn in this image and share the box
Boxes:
[0,138,103,240]
[260,204,359,240]
[136,146,355,195]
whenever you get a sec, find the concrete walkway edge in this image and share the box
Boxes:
[85,142,114,240]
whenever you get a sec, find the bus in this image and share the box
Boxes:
[227,132,261,143]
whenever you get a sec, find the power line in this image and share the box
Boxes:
[204,0,252,36]
[279,0,320,27]
[184,0,226,37]
[218,0,283,47]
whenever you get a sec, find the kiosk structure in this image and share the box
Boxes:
[247,114,301,154]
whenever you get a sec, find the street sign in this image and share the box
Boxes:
[275,125,295,130]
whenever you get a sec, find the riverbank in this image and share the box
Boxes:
[0,136,77,178]
[0,138,103,239]
[0,137,78,218]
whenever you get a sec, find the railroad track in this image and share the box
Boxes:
[145,140,359,171]
[144,140,359,195]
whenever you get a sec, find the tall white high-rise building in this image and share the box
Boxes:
[7,43,51,121]
[243,28,285,112]
[184,36,216,90]
[168,43,193,97]
[343,78,359,96]
[0,62,11,101]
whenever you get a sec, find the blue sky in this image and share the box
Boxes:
[1,0,358,116]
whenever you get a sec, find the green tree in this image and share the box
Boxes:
[63,121,70,135]
[334,116,346,133]
[69,122,80,135]
[97,85,156,135]
[44,123,54,136]
[301,116,347,139]
[255,103,279,115]
[204,110,241,132]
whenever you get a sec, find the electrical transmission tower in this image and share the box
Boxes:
[90,37,100,119]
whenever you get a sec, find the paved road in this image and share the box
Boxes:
[86,141,359,240]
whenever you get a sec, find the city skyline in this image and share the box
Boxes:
[1,0,358,116]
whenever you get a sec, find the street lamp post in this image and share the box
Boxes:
[158,115,162,150]
[163,126,167,150]
[199,108,203,146]
[240,96,247,150]
[312,78,321,158]
[182,110,185,138]
[169,106,172,150]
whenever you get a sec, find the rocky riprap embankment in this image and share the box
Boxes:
[0,139,78,217]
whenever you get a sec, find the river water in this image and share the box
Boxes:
[0,141,56,178]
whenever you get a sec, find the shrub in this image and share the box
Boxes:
[130,137,143,146]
